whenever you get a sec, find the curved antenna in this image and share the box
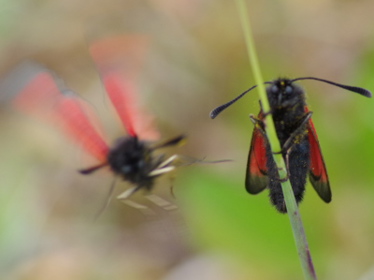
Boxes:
[210,84,258,119]
[291,77,372,98]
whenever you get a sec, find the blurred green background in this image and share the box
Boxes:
[1,1,374,279]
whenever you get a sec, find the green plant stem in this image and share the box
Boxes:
[234,1,317,279]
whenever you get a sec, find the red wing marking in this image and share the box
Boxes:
[245,126,268,194]
[54,94,109,162]
[89,35,160,140]
[102,71,137,137]
[12,66,109,162]
[12,72,61,118]
[306,109,331,202]
[307,119,328,182]
[249,128,268,176]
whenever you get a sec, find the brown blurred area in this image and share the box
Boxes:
[1,0,374,279]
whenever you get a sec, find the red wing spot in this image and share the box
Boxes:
[90,35,160,141]
[246,126,268,194]
[250,129,267,176]
[103,72,137,137]
[308,118,328,183]
[55,96,109,162]
[102,72,160,140]
[13,70,109,162]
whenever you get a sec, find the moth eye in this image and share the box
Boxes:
[271,85,279,94]
[285,85,293,94]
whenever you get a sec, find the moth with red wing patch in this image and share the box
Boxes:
[211,77,371,213]
[3,54,184,207]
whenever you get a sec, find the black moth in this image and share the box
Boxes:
[211,77,371,212]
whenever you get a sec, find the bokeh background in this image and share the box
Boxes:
[1,1,374,279]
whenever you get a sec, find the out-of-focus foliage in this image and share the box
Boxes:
[1,1,374,279]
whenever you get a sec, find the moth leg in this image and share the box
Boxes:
[121,200,156,216]
[249,114,264,127]
[117,185,142,200]
[117,186,156,215]
[157,154,178,169]
[249,115,267,139]
[148,155,179,177]
[148,166,175,177]
[261,110,274,118]
[280,111,313,154]
[277,131,307,183]
[275,166,290,183]
[275,131,304,183]
[145,194,178,211]
[280,152,291,183]
[251,112,313,156]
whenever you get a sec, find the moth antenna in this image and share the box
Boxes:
[210,85,258,119]
[291,77,372,98]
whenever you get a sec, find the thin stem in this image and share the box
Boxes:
[234,1,317,279]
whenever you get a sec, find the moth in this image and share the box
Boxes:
[210,77,371,212]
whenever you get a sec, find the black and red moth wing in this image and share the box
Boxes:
[307,113,332,203]
[10,63,110,162]
[51,91,110,162]
[89,35,160,141]
[245,123,268,194]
